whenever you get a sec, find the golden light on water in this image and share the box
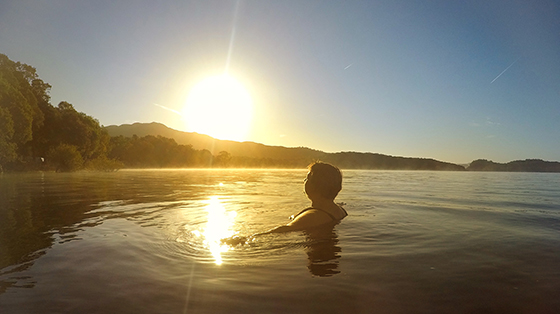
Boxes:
[182,75,253,141]
[200,196,237,265]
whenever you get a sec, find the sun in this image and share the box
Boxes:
[182,75,253,141]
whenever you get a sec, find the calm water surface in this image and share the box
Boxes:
[1,169,559,313]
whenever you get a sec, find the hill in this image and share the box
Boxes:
[467,159,560,172]
[104,122,465,170]
[104,122,324,160]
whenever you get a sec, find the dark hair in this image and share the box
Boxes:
[307,162,342,200]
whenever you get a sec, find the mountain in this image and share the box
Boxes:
[104,122,465,170]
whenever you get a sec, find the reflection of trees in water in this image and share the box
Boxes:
[0,176,105,293]
[304,223,342,277]
[0,175,110,273]
[0,173,156,295]
[0,171,267,293]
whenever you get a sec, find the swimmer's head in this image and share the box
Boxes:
[304,162,342,200]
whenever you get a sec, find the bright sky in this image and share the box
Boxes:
[1,1,559,164]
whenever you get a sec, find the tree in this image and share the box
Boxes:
[0,54,42,164]
[196,149,214,167]
[0,54,52,170]
[47,144,83,172]
[0,106,17,167]
[215,151,232,167]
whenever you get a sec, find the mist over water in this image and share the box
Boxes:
[1,170,559,313]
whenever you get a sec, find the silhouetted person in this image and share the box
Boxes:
[223,162,347,276]
[224,161,347,241]
[262,161,347,233]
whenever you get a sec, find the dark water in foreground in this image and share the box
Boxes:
[1,169,559,313]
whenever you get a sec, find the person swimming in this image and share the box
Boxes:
[223,162,347,245]
[263,161,347,233]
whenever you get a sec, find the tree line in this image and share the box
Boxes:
[0,54,239,171]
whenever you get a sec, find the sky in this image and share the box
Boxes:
[1,0,559,164]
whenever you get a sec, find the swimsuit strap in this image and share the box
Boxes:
[340,206,348,218]
[291,207,338,221]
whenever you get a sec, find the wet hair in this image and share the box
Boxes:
[306,162,342,200]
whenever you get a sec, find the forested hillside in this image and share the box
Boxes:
[105,122,324,160]
[106,122,466,171]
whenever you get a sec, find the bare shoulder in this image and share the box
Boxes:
[287,209,332,229]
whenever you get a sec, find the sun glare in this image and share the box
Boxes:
[202,196,236,265]
[182,75,253,141]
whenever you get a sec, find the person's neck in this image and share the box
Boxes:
[311,198,336,210]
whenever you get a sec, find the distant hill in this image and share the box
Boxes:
[467,159,560,172]
[104,122,324,160]
[104,122,465,170]
[323,151,465,171]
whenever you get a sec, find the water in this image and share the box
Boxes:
[1,169,559,313]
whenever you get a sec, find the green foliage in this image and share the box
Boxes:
[47,144,83,172]
[0,54,111,172]
[0,54,45,166]
[0,106,17,165]
[50,101,110,160]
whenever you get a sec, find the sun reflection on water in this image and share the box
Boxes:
[196,196,237,265]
